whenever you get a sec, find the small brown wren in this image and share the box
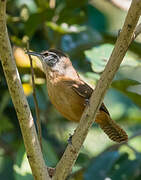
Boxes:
[27,49,128,143]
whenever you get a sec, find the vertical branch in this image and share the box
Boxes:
[0,1,50,179]
[53,0,141,179]
[26,44,42,151]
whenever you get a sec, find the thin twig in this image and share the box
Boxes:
[126,144,139,155]
[53,1,141,179]
[129,129,141,141]
[26,43,42,151]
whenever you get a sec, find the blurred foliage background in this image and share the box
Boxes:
[0,0,141,179]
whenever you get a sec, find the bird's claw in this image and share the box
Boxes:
[84,99,90,106]
[68,133,73,145]
[118,29,121,37]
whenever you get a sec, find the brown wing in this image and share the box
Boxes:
[71,80,110,115]
[100,103,110,115]
[72,80,93,99]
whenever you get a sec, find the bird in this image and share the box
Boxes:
[26,49,128,143]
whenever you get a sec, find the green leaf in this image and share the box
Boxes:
[56,1,87,24]
[85,43,141,73]
[16,0,37,13]
[112,79,141,108]
[84,151,141,180]
[118,66,141,83]
[42,139,58,167]
[109,153,141,180]
[84,151,120,180]
[13,139,58,179]
[0,91,10,115]
[0,115,14,134]
[13,145,33,180]
[69,168,85,180]
[85,44,113,73]
[87,4,107,32]
[25,13,42,37]
[0,155,14,180]
[0,91,13,134]
[25,10,53,37]
[65,0,88,9]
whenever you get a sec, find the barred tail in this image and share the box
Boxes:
[95,111,128,143]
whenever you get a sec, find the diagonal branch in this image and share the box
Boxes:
[53,0,141,179]
[0,0,50,179]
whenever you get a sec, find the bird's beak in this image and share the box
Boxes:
[25,51,42,58]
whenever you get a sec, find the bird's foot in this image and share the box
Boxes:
[84,98,90,106]
[68,133,73,145]
[118,29,121,37]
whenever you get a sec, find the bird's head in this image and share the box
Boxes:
[26,49,70,73]
[26,48,79,79]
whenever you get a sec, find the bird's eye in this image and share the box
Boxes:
[44,55,58,67]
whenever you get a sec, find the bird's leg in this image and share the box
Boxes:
[84,98,90,106]
[118,29,121,37]
[68,133,73,145]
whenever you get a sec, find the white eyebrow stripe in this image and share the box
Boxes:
[48,52,60,59]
